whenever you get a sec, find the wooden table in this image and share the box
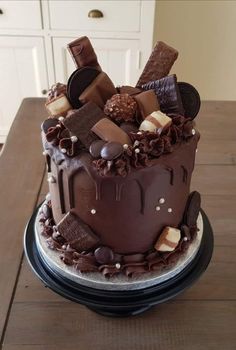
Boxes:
[0,99,235,350]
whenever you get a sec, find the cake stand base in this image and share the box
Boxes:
[24,207,214,317]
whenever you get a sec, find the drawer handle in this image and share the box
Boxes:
[0,9,3,15]
[88,9,103,18]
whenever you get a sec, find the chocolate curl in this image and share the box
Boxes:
[99,265,123,278]
[123,262,148,277]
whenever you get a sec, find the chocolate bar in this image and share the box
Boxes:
[57,212,100,252]
[142,74,184,115]
[134,90,160,120]
[155,226,181,252]
[91,118,131,145]
[139,111,172,134]
[79,72,117,109]
[67,36,101,71]
[45,94,72,117]
[62,102,105,148]
[136,41,178,87]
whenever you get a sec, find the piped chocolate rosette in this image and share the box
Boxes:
[40,36,201,278]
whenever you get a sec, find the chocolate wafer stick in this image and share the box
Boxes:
[136,41,178,87]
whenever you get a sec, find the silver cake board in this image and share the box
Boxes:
[24,205,214,317]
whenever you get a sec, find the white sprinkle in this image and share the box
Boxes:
[61,148,67,154]
[42,151,47,156]
[91,209,96,215]
[135,148,140,153]
[155,206,161,211]
[53,225,57,230]
[71,135,78,143]
[58,116,64,122]
[183,237,188,241]
[196,148,198,153]
[47,176,56,183]
[168,208,173,213]
[192,129,196,135]
[137,131,142,135]
[123,144,129,150]
[133,140,140,147]
[56,124,61,128]
[159,198,165,204]
[115,263,121,269]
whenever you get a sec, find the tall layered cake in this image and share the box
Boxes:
[39,37,202,279]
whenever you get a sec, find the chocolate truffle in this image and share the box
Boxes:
[104,94,137,122]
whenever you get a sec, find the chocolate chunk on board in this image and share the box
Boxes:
[62,102,105,149]
[178,82,201,119]
[136,41,178,87]
[142,74,184,115]
[92,118,131,145]
[57,212,100,252]
[184,191,201,227]
[67,36,101,71]
[134,90,160,120]
[67,67,100,108]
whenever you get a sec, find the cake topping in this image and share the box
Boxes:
[94,246,114,264]
[100,142,124,160]
[91,118,131,145]
[67,36,101,71]
[136,41,179,87]
[142,74,184,115]
[183,191,201,228]
[134,90,160,121]
[41,118,59,133]
[57,212,100,252]
[89,140,106,158]
[47,83,67,102]
[45,94,72,117]
[178,82,201,119]
[139,111,172,134]
[104,93,137,122]
[116,85,141,96]
[154,226,181,252]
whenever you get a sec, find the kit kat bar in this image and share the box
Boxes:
[136,41,178,87]
[67,36,101,71]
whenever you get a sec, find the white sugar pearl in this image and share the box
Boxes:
[42,151,47,156]
[123,144,129,150]
[61,148,67,154]
[56,124,61,128]
[71,135,78,143]
[135,148,140,153]
[168,208,173,213]
[155,206,161,211]
[159,198,165,204]
[115,263,121,269]
[192,129,196,135]
[91,209,96,215]
[137,131,142,135]
[47,176,56,183]
[133,140,140,147]
[196,148,198,153]
[58,116,64,122]
[183,237,188,241]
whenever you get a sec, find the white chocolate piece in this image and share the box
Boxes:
[139,111,172,134]
[154,226,181,252]
[45,94,72,117]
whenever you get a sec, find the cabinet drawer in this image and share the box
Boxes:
[49,1,140,32]
[0,1,42,30]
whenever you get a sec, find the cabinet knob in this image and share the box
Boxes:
[0,9,3,15]
[88,9,103,18]
[41,89,48,95]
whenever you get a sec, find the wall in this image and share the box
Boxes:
[154,0,236,100]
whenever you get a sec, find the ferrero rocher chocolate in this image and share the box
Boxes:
[104,94,137,122]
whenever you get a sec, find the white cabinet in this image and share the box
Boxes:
[53,37,141,87]
[0,37,48,142]
[0,0,155,143]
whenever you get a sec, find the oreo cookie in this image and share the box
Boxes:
[67,67,100,108]
[184,191,201,227]
[178,82,201,119]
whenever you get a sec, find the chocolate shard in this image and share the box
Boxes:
[184,191,201,227]
[62,102,105,149]
[133,90,160,120]
[79,72,117,109]
[67,36,101,71]
[91,118,131,145]
[142,74,184,115]
[136,41,178,87]
[57,212,100,252]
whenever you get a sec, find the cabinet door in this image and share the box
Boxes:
[0,37,48,142]
[53,37,141,87]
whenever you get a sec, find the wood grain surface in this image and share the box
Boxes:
[0,100,235,350]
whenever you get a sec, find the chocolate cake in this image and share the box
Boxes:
[39,36,201,278]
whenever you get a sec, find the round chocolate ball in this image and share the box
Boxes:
[41,118,58,133]
[100,142,124,160]
[94,246,114,264]
[104,93,137,122]
[89,140,106,158]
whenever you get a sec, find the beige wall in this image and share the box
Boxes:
[154,0,236,100]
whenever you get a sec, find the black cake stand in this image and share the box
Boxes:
[24,207,214,317]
